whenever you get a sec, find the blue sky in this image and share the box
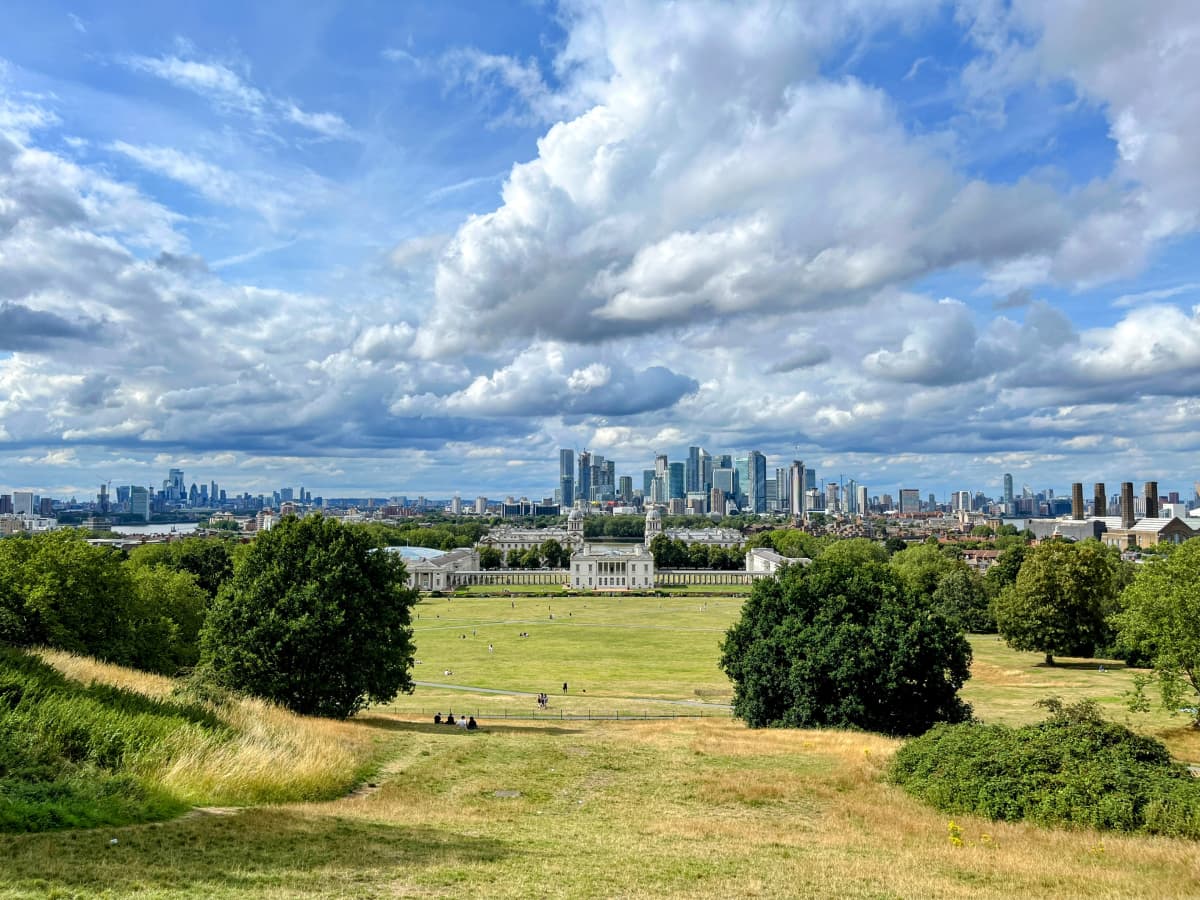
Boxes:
[2,0,1199,502]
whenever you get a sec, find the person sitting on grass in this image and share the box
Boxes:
[434,712,442,725]
[467,716,478,731]
[446,713,456,725]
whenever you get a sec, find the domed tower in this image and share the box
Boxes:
[644,506,663,546]
[566,506,584,545]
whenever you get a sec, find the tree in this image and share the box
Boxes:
[984,543,1026,595]
[124,565,207,673]
[1113,539,1200,727]
[884,536,908,556]
[200,514,417,718]
[971,524,994,537]
[128,537,234,599]
[719,549,972,736]
[505,548,524,568]
[0,530,135,661]
[890,543,958,600]
[478,546,502,570]
[931,567,994,633]
[521,547,542,569]
[540,538,567,569]
[992,539,1123,665]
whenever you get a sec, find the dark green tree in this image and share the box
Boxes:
[1113,539,1200,727]
[931,566,994,633]
[478,546,502,570]
[992,539,1123,665]
[127,537,234,599]
[984,543,1026,595]
[124,565,208,673]
[200,514,417,718]
[720,549,972,736]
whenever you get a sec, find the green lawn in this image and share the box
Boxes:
[5,598,1200,898]
[392,595,740,718]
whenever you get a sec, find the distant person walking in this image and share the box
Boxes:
[563,682,568,694]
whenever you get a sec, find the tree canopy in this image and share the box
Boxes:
[719,548,972,736]
[200,514,417,718]
[992,539,1125,664]
[1113,539,1200,727]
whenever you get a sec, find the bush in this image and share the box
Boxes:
[889,698,1200,838]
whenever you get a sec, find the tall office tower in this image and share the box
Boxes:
[1144,481,1159,519]
[199,483,209,505]
[952,490,971,512]
[578,451,592,504]
[845,479,858,514]
[38,498,53,517]
[899,489,920,514]
[668,462,685,499]
[1003,473,1014,505]
[168,468,185,501]
[475,497,487,515]
[1094,482,1107,517]
[642,469,655,496]
[686,446,701,493]
[558,449,575,507]
[0,495,11,515]
[857,485,868,516]
[1120,482,1136,528]
[709,486,724,516]
[825,482,840,513]
[130,485,150,521]
[189,484,200,506]
[716,454,732,471]
[804,469,817,493]
[604,460,615,494]
[775,467,790,510]
[13,491,34,516]
[734,457,750,507]
[618,475,633,502]
[650,477,667,504]
[279,487,294,503]
[747,451,767,513]
[765,478,778,508]
[789,460,806,518]
[654,453,669,480]
[210,481,219,505]
[98,483,109,515]
[698,449,713,493]
[712,468,737,504]
[928,492,937,511]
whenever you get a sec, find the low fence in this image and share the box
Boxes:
[403,708,733,721]
[655,569,756,586]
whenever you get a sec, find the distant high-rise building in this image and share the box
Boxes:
[775,467,790,510]
[713,467,737,502]
[577,451,592,503]
[39,498,53,517]
[899,489,920,514]
[953,490,971,512]
[559,448,575,507]
[747,451,766,513]
[686,446,701,494]
[805,468,817,493]
[168,468,185,501]
[618,475,633,502]
[642,469,655,497]
[825,482,840,514]
[668,462,685,500]
[13,491,35,516]
[475,496,487,515]
[928,492,937,512]
[279,487,294,503]
[654,454,669,484]
[789,461,806,518]
[856,485,868,515]
[0,495,11,515]
[734,457,750,507]
[1003,473,1014,505]
[698,449,713,493]
[130,486,150,522]
[716,454,732,471]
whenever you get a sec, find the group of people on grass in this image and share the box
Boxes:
[433,711,478,730]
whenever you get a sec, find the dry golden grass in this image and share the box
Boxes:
[33,647,385,806]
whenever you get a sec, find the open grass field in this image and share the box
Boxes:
[4,594,1200,898]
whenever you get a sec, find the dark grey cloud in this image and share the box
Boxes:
[993,287,1033,310]
[766,346,832,374]
[0,302,104,350]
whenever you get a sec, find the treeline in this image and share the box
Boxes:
[648,534,746,570]
[0,531,233,675]
[358,521,487,551]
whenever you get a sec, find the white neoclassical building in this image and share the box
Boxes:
[644,506,742,548]
[570,543,655,591]
[745,547,811,575]
[476,507,586,555]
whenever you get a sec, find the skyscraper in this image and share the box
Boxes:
[1003,473,1014,505]
[668,462,685,500]
[559,449,575,507]
[856,485,868,516]
[686,446,701,493]
[747,451,766,513]
[698,449,713,494]
[899,489,920,514]
[789,460,806,518]
[734,457,750,508]
[577,451,592,504]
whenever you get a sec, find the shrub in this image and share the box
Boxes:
[889,698,1200,838]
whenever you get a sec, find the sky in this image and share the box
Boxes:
[2,0,1200,502]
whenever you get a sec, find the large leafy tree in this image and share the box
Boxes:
[200,514,417,718]
[0,530,134,661]
[127,537,234,599]
[992,539,1125,665]
[720,546,972,736]
[1113,539,1200,727]
[125,565,208,673]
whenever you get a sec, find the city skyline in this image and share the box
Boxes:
[2,3,1200,497]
